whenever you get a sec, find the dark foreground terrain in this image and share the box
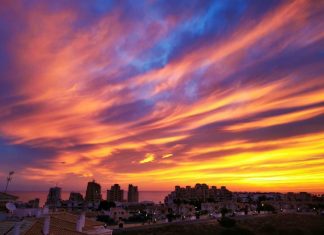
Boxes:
[114,214,324,235]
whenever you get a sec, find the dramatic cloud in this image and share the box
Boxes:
[0,0,323,192]
[139,153,155,164]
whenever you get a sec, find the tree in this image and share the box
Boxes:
[257,203,275,213]
[97,215,116,225]
[221,207,229,217]
[98,200,116,211]
[218,217,236,228]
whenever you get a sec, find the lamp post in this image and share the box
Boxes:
[4,171,14,193]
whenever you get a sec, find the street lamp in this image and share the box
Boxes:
[4,171,14,193]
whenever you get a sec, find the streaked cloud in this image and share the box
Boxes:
[162,153,173,159]
[139,153,155,164]
[0,0,323,192]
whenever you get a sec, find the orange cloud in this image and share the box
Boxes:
[139,153,155,164]
[1,0,323,192]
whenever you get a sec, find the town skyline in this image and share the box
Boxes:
[1,0,324,193]
[3,180,323,234]
[3,177,324,194]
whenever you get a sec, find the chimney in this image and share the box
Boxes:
[13,222,20,235]
[43,206,49,215]
[76,213,85,232]
[36,209,42,218]
[76,217,82,232]
[43,216,50,235]
[80,212,85,229]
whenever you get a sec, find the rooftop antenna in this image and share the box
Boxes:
[4,171,14,193]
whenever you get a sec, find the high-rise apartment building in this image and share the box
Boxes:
[46,186,62,208]
[107,184,124,202]
[69,192,84,202]
[85,180,102,202]
[127,184,139,203]
[164,183,232,204]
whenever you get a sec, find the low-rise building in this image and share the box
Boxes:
[165,183,232,204]
[201,202,218,213]
[107,207,129,221]
[0,192,18,211]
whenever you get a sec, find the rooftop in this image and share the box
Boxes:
[0,192,19,201]
[22,212,106,235]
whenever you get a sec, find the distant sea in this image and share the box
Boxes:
[10,191,169,206]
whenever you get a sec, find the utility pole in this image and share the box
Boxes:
[4,171,14,193]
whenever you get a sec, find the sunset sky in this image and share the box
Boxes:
[0,0,323,193]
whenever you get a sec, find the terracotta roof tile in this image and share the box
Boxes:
[51,212,104,229]
[24,220,85,235]
[23,212,104,235]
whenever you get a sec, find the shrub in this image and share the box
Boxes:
[97,215,116,225]
[218,217,236,228]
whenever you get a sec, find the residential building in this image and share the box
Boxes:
[0,192,18,211]
[127,184,139,203]
[46,187,62,208]
[23,212,112,235]
[68,192,84,209]
[107,184,124,202]
[165,183,232,204]
[85,180,102,203]
[107,207,129,221]
[69,192,84,202]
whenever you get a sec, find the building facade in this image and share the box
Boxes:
[46,187,62,208]
[164,183,232,204]
[0,192,18,211]
[127,184,139,203]
[85,180,102,202]
[107,184,124,202]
